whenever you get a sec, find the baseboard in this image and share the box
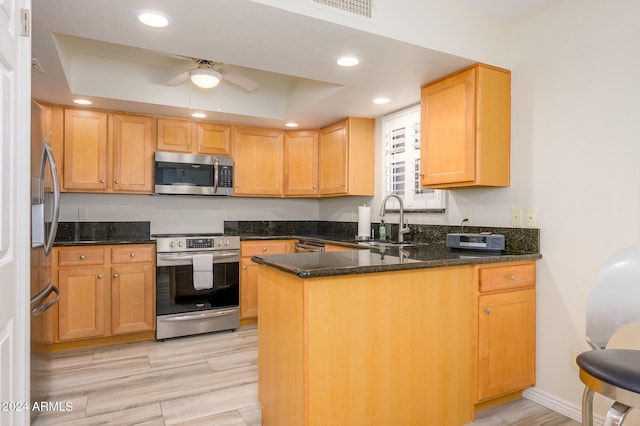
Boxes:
[523,387,604,425]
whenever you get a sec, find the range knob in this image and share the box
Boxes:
[169,241,176,248]
[224,239,230,246]
[217,239,223,246]
[177,240,184,247]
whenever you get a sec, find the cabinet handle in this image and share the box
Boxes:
[507,275,516,281]
[262,247,267,252]
[130,252,136,257]
[79,255,85,260]
[114,180,120,184]
[99,179,105,183]
[242,265,247,270]
[97,274,103,279]
[484,307,492,313]
[199,144,203,148]
[113,273,119,278]
[312,186,317,189]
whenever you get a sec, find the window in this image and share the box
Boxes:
[382,104,446,212]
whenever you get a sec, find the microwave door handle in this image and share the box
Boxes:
[41,140,60,256]
[213,158,219,194]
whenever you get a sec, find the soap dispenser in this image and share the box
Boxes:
[379,220,386,241]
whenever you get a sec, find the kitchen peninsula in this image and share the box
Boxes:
[252,245,541,426]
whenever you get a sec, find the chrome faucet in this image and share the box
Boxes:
[379,194,410,243]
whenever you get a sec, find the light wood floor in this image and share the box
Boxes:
[32,325,579,425]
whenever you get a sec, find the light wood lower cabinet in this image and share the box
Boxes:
[53,244,155,344]
[474,261,536,406]
[240,240,295,319]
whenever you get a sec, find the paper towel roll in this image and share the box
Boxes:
[358,205,370,239]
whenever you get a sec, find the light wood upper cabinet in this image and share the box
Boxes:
[112,114,155,193]
[284,130,319,196]
[232,126,284,196]
[319,117,375,196]
[197,122,231,155]
[156,118,193,153]
[63,109,109,191]
[420,64,510,188]
[157,118,231,155]
[62,109,154,194]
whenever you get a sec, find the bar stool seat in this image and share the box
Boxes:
[577,244,640,426]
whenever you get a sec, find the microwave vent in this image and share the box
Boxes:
[313,0,372,18]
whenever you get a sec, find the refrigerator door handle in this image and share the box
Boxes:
[41,140,60,256]
[31,285,60,316]
[30,279,52,305]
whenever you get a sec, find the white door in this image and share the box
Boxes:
[1,0,32,424]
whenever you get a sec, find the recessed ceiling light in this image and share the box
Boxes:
[73,99,92,105]
[285,122,299,128]
[337,56,360,67]
[191,112,206,118]
[138,12,169,28]
[373,97,390,105]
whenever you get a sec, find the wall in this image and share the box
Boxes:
[59,193,320,235]
[510,0,640,421]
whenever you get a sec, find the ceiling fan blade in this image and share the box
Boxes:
[165,71,191,86]
[221,72,259,92]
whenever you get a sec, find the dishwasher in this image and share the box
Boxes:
[294,240,325,253]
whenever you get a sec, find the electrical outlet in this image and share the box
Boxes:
[571,349,581,371]
[526,208,538,227]
[78,208,89,220]
[511,208,522,227]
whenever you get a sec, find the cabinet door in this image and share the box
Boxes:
[232,127,284,196]
[196,122,231,155]
[57,267,106,341]
[319,120,347,195]
[240,258,259,319]
[240,240,295,319]
[112,114,155,193]
[477,289,535,400]
[284,130,319,195]
[157,118,193,152]
[111,263,155,334]
[420,68,476,187]
[63,109,109,190]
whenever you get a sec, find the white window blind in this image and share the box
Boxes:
[382,104,446,212]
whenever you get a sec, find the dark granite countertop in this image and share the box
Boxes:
[53,221,153,247]
[251,242,542,278]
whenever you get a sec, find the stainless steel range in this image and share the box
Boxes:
[154,233,240,340]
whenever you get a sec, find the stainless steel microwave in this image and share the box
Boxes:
[154,151,233,196]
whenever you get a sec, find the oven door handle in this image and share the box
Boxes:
[158,309,238,322]
[158,252,238,262]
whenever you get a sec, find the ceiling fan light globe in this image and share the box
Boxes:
[190,69,222,88]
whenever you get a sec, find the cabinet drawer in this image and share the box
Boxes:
[58,248,105,266]
[479,263,535,292]
[111,245,154,264]
[241,241,292,257]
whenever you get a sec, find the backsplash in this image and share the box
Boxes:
[55,221,150,243]
[225,220,540,253]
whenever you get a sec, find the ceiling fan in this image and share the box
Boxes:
[165,58,259,92]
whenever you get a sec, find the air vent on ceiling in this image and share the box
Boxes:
[313,0,372,18]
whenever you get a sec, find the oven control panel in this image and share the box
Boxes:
[187,238,214,249]
[155,235,241,253]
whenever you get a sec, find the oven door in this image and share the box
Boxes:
[156,250,239,316]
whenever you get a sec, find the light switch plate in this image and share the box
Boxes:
[511,208,521,227]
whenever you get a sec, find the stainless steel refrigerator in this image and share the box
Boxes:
[30,100,60,414]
